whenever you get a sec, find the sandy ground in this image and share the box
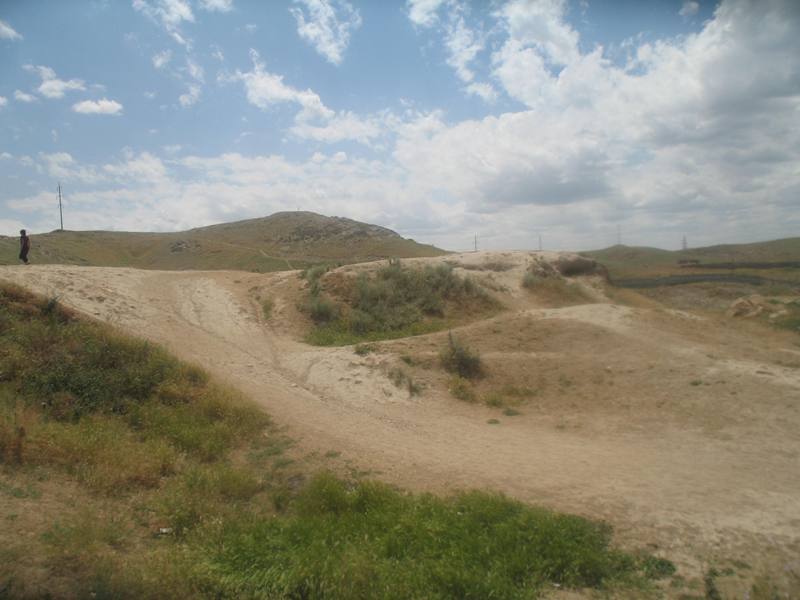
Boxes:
[2,252,799,595]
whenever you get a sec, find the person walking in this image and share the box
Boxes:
[19,229,30,264]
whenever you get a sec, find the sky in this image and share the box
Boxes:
[0,0,798,251]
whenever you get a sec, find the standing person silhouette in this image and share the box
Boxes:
[19,229,30,264]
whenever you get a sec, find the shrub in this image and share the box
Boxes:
[440,332,484,379]
[307,296,339,324]
[522,271,538,289]
[317,260,495,341]
[448,376,476,402]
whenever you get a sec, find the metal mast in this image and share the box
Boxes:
[57,183,64,231]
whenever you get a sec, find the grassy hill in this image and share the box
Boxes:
[0,212,445,271]
[584,238,800,280]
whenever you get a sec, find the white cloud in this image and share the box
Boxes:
[152,49,172,69]
[23,65,87,99]
[132,0,194,46]
[465,82,497,102]
[179,84,201,107]
[290,0,362,65]
[494,0,580,67]
[0,96,7,108]
[408,2,495,103]
[14,90,38,103]
[0,152,12,160]
[186,58,204,82]
[244,23,257,33]
[407,0,447,28]
[680,1,700,18]
[198,0,233,12]
[0,18,22,40]
[444,14,483,83]
[72,98,124,115]
[232,49,332,119]
[290,110,388,144]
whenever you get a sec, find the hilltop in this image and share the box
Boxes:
[0,211,445,271]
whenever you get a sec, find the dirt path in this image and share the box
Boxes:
[2,259,799,590]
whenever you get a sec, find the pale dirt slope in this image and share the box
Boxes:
[2,252,799,594]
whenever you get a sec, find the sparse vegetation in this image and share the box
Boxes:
[448,376,476,402]
[387,366,422,396]
[261,297,273,319]
[440,332,484,379]
[354,343,376,356]
[522,272,594,305]
[306,259,498,345]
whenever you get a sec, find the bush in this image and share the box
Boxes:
[307,296,339,324]
[522,271,538,289]
[448,376,476,402]
[306,260,496,343]
[440,332,484,379]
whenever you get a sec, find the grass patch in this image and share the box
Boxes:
[440,332,484,379]
[305,259,498,345]
[307,318,446,346]
[186,472,658,598]
[261,297,273,319]
[503,408,521,416]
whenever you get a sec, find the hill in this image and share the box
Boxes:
[584,237,800,280]
[0,211,445,271]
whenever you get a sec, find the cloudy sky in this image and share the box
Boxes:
[0,0,798,251]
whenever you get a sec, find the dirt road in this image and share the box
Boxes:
[2,256,799,590]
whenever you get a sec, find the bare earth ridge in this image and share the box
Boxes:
[2,251,798,593]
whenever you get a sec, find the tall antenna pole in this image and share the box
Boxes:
[682,235,688,250]
[57,183,64,231]
[474,234,477,252]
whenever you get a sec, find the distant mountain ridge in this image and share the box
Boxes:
[584,237,800,280]
[0,211,445,271]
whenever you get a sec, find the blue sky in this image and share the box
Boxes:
[1,0,798,251]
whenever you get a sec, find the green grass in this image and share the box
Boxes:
[305,259,497,346]
[184,472,656,599]
[307,317,448,346]
[0,281,672,598]
[261,298,274,319]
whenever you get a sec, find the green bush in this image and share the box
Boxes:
[440,332,484,379]
[305,260,496,344]
[307,296,339,324]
